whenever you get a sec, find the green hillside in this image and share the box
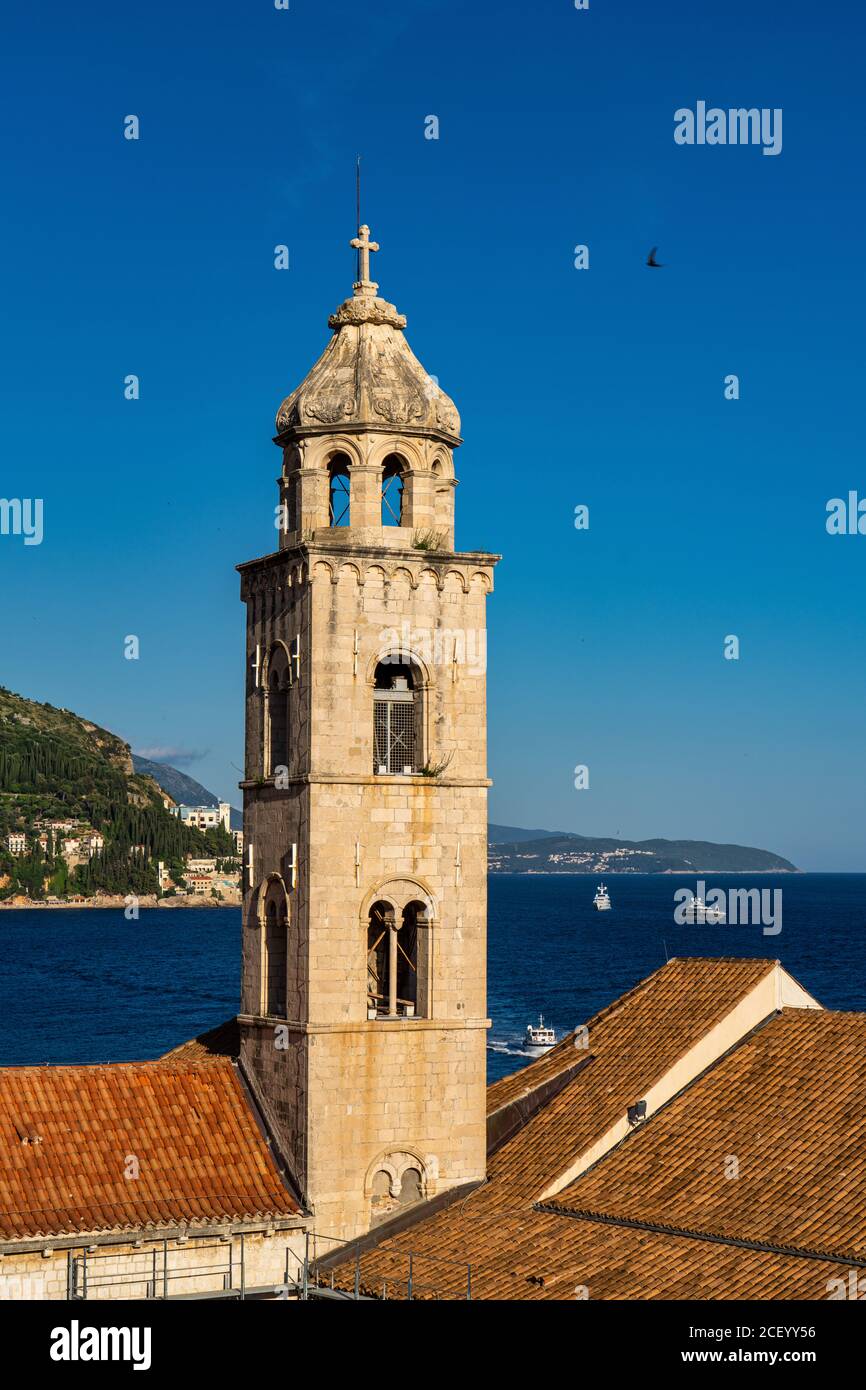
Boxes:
[0,687,233,900]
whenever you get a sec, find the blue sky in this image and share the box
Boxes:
[1,0,864,869]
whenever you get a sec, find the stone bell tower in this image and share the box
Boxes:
[237,222,498,1241]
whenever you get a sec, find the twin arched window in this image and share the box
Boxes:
[367,899,428,1018]
[370,1163,424,1224]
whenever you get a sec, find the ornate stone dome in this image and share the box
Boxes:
[274,226,461,444]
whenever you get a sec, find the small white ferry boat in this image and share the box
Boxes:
[525,1015,556,1049]
[593,882,612,911]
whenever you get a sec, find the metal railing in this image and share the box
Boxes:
[64,1229,472,1301]
[67,1234,290,1301]
[305,1230,472,1301]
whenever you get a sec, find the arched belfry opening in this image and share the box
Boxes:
[266,645,290,774]
[366,901,393,1016]
[396,902,418,1012]
[367,899,428,1019]
[381,454,405,526]
[373,658,423,775]
[261,878,289,1017]
[328,453,351,527]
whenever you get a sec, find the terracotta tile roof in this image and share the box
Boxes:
[0,1058,299,1241]
[159,1017,239,1064]
[487,956,773,1118]
[487,1022,596,1116]
[546,1008,866,1261]
[485,956,776,1200]
[323,1207,855,1301]
[321,957,863,1300]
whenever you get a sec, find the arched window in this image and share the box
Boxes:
[369,1156,427,1225]
[328,454,351,527]
[397,902,419,1013]
[267,646,290,775]
[262,881,288,1016]
[373,658,422,775]
[367,901,394,1018]
[370,1168,393,1220]
[366,899,425,1018]
[286,471,300,531]
[381,454,405,526]
[399,1167,422,1205]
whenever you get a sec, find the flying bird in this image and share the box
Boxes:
[646,247,663,268]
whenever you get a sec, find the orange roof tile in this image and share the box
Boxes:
[323,1207,855,1301]
[487,956,773,1117]
[159,1018,239,1064]
[486,956,776,1200]
[546,1008,866,1261]
[0,1058,299,1241]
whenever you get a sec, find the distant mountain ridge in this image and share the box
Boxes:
[488,828,797,874]
[131,757,219,809]
[132,757,242,831]
[488,824,562,844]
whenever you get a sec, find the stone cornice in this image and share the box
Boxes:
[239,775,492,790]
[273,420,463,448]
[237,542,501,574]
[0,1213,307,1256]
[239,1014,491,1035]
[238,540,499,604]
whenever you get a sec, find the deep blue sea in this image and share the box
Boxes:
[2,874,864,1083]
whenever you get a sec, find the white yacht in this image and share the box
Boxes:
[593,882,612,911]
[525,1015,556,1049]
[682,896,726,924]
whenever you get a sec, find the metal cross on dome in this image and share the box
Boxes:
[351,224,379,285]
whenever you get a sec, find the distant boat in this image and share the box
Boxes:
[525,1015,556,1049]
[682,896,726,924]
[593,882,611,911]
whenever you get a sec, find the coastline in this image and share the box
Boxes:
[0,861,806,906]
[0,870,803,910]
[0,894,241,910]
[487,868,801,876]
